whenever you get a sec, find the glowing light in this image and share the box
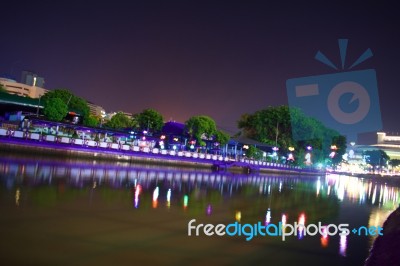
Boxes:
[305,153,312,165]
[92,181,97,189]
[153,187,159,201]
[321,235,329,248]
[206,204,212,215]
[134,184,142,208]
[160,135,166,140]
[166,189,171,208]
[339,235,347,257]
[288,146,295,152]
[152,187,159,208]
[281,214,287,226]
[235,211,242,222]
[320,225,329,248]
[183,195,189,209]
[265,209,271,225]
[316,179,321,196]
[15,188,20,207]
[298,213,306,239]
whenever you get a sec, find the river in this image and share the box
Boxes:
[0,152,398,266]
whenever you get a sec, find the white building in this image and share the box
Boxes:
[0,77,48,98]
[87,101,105,117]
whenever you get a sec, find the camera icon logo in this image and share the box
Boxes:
[286,39,382,142]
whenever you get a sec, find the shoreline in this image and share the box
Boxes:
[0,137,321,176]
[2,137,400,184]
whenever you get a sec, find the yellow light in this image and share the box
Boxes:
[235,211,241,222]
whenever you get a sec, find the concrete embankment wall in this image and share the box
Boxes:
[0,141,212,170]
[0,139,323,176]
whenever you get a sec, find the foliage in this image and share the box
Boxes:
[244,145,263,159]
[185,116,217,146]
[42,89,90,122]
[133,109,164,132]
[363,149,390,168]
[43,98,68,121]
[72,131,79,138]
[214,130,230,145]
[330,135,347,166]
[390,159,400,167]
[83,115,100,127]
[237,105,347,165]
[105,112,133,129]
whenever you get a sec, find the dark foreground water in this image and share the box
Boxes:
[0,153,399,266]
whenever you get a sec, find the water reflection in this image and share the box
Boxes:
[1,156,400,264]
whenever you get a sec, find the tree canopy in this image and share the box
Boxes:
[43,98,68,122]
[214,130,230,146]
[105,112,133,129]
[133,109,164,132]
[237,105,347,165]
[42,89,90,123]
[364,149,390,168]
[185,116,217,146]
[184,115,229,147]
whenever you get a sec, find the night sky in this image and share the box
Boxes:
[1,1,399,139]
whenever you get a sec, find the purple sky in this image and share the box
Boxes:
[1,1,399,139]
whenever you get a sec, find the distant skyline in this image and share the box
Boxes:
[1,1,399,139]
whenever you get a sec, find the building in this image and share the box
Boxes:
[21,71,45,88]
[87,101,105,117]
[372,132,400,160]
[0,77,48,98]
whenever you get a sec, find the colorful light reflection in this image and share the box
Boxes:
[166,188,171,208]
[298,213,306,239]
[183,195,189,210]
[265,209,271,225]
[134,184,142,208]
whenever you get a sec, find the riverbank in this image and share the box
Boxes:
[0,137,322,176]
[331,171,400,186]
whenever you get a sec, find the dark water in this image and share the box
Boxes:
[0,153,398,265]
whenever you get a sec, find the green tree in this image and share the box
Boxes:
[330,135,347,166]
[133,109,164,132]
[244,145,262,159]
[84,115,100,127]
[238,106,346,165]
[364,149,390,168]
[43,98,68,121]
[185,116,217,146]
[214,130,230,145]
[42,89,90,123]
[105,112,133,129]
[390,159,400,167]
